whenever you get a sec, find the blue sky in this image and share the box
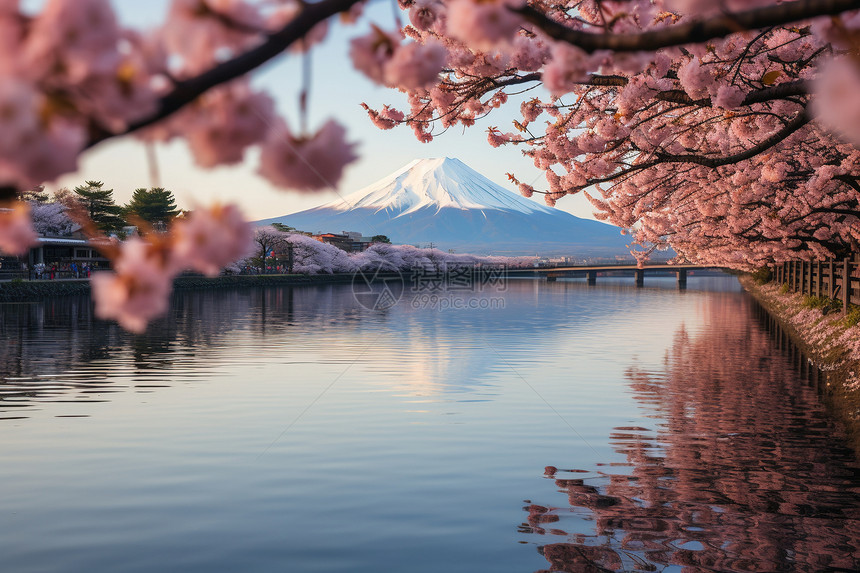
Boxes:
[46,0,597,222]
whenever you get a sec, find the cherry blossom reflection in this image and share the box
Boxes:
[525,294,860,573]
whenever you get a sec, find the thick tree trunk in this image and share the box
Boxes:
[0,186,19,203]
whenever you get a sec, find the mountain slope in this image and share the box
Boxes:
[257,157,631,256]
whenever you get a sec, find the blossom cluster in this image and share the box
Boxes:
[0,0,359,196]
[244,226,532,275]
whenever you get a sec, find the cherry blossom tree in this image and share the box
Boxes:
[3,0,860,330]
[237,232,530,274]
[363,0,860,268]
[30,201,75,237]
[251,226,291,271]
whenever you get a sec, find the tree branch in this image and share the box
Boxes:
[0,186,17,202]
[655,109,811,167]
[86,0,363,149]
[654,80,809,106]
[567,109,811,192]
[515,0,860,53]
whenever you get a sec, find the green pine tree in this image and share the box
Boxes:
[21,185,50,204]
[73,180,126,233]
[124,187,180,229]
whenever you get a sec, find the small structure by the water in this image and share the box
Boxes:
[1,234,110,280]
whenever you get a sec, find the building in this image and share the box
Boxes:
[312,231,373,253]
[1,234,110,279]
[28,236,110,269]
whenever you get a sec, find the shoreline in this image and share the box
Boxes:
[739,275,860,455]
[0,273,369,303]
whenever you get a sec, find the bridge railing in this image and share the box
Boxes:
[771,258,859,314]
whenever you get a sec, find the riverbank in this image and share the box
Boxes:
[0,273,367,303]
[739,275,860,454]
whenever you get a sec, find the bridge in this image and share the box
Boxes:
[506,263,725,289]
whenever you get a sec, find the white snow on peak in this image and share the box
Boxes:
[324,157,554,217]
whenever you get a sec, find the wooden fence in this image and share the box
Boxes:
[771,258,859,313]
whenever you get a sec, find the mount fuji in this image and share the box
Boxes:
[257,157,631,256]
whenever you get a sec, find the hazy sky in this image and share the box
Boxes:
[45,0,598,222]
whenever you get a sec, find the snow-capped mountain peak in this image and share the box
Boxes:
[257,157,629,256]
[324,157,553,216]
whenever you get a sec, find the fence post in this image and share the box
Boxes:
[816,261,822,297]
[843,257,850,315]
[801,261,806,295]
[829,259,835,299]
[808,260,814,296]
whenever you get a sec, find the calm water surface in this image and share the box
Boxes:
[0,276,857,572]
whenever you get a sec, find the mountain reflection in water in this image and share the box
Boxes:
[0,279,857,573]
[524,294,860,573]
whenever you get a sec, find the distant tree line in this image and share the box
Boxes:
[25,181,181,237]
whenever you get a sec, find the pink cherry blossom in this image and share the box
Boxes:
[542,43,592,96]
[350,26,445,89]
[162,0,264,74]
[713,84,746,110]
[349,27,401,85]
[184,82,276,167]
[384,40,446,89]
[518,182,535,198]
[172,203,253,276]
[361,104,405,130]
[409,0,444,31]
[445,0,525,50]
[30,201,75,237]
[0,203,37,255]
[24,0,121,83]
[258,119,358,192]
[90,237,174,333]
[0,77,85,188]
[676,56,715,100]
[813,56,860,147]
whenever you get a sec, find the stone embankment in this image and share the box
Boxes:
[0,273,363,303]
[740,275,860,454]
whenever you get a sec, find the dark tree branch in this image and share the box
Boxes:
[741,79,810,104]
[86,0,363,150]
[490,72,542,87]
[568,109,811,192]
[515,0,860,53]
[656,110,811,167]
[586,74,628,87]
[0,186,17,202]
[491,72,807,107]
[835,174,860,193]
[652,80,809,106]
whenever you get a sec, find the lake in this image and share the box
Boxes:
[0,275,857,572]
